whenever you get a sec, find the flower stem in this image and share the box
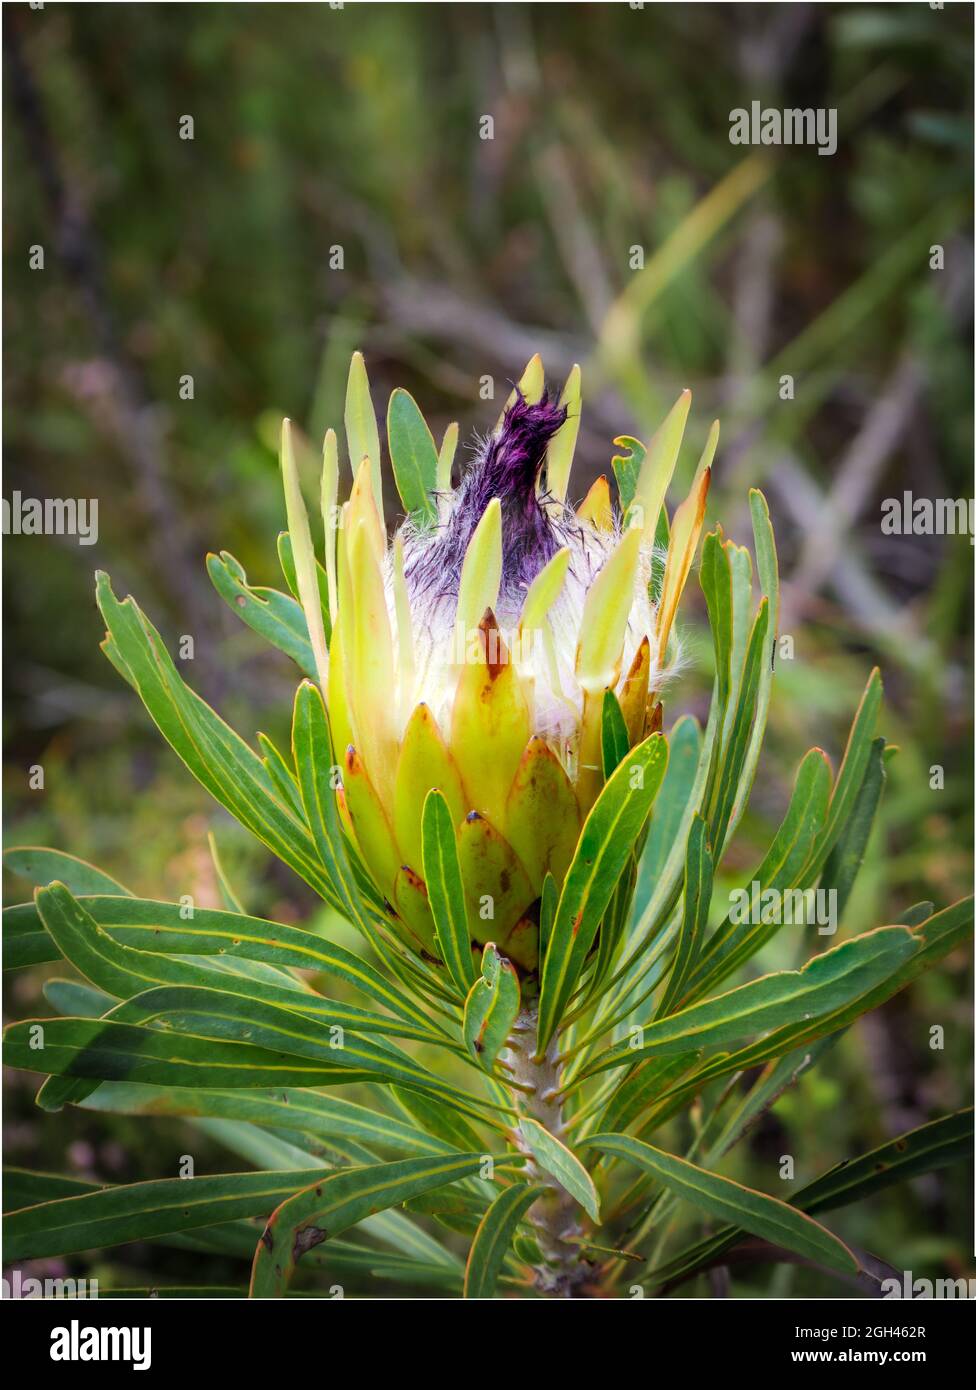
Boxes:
[503,1002,592,1297]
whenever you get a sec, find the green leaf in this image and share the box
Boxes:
[804,667,883,878]
[597,1051,702,1137]
[257,732,305,818]
[518,1118,600,1223]
[208,832,246,915]
[699,530,733,715]
[437,421,458,494]
[4,1168,97,1210]
[207,551,320,676]
[611,435,645,513]
[9,891,437,1037]
[276,531,331,622]
[4,1170,324,1261]
[720,490,780,848]
[291,680,397,961]
[545,365,581,502]
[79,1083,458,1158]
[656,898,972,1102]
[95,572,338,907]
[582,1133,857,1275]
[463,944,520,1070]
[799,1106,974,1215]
[649,1108,974,1294]
[7,982,490,1120]
[3,902,60,970]
[538,733,669,1052]
[387,388,438,521]
[3,847,130,897]
[422,790,477,998]
[344,350,383,524]
[249,1153,518,1296]
[584,925,919,1076]
[539,873,557,963]
[708,597,768,856]
[389,1087,488,1153]
[819,736,887,922]
[687,746,832,998]
[630,714,701,923]
[27,883,440,1115]
[42,978,114,1018]
[657,815,712,1016]
[601,690,630,778]
[464,1183,544,1297]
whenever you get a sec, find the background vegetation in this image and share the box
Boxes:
[3,1,972,1295]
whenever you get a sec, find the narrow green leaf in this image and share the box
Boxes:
[539,873,557,964]
[4,1170,323,1262]
[3,847,130,898]
[249,1153,516,1296]
[611,435,645,514]
[208,831,246,916]
[649,1107,974,1294]
[463,944,520,1070]
[207,551,320,676]
[389,1087,488,1153]
[422,790,477,997]
[464,1183,544,1297]
[42,978,113,1018]
[387,388,438,521]
[721,489,780,847]
[95,573,338,907]
[819,736,887,921]
[597,1051,702,1137]
[291,679,402,964]
[708,597,768,856]
[280,419,331,690]
[583,1133,857,1276]
[276,530,331,618]
[546,364,581,502]
[675,899,972,1095]
[803,667,884,878]
[584,925,919,1076]
[5,997,495,1120]
[799,1106,974,1215]
[687,746,832,998]
[9,891,436,1037]
[657,814,712,1016]
[630,714,701,925]
[344,350,383,525]
[437,421,458,495]
[519,1118,600,1223]
[4,1168,97,1210]
[601,689,630,778]
[537,733,669,1052]
[698,530,733,715]
[83,1082,457,1158]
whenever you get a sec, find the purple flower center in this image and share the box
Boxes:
[403,390,567,610]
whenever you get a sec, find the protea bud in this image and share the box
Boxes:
[282,355,715,974]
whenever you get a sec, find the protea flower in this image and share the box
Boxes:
[282,354,715,974]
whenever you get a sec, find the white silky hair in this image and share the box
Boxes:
[385,496,678,752]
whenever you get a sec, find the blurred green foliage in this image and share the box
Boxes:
[3,2,972,1294]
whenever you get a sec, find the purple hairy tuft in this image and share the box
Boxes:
[402,389,568,610]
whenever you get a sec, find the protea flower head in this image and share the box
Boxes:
[282,354,716,974]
